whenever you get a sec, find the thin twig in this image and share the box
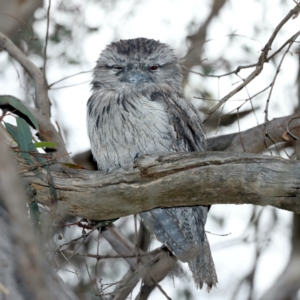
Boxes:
[43,0,51,80]
[182,62,258,78]
[48,70,92,88]
[264,31,300,150]
[203,4,300,123]
[49,80,90,90]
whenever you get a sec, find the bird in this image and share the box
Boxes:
[86,37,217,290]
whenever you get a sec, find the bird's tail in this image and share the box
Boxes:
[188,234,218,291]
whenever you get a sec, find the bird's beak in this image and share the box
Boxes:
[121,70,151,84]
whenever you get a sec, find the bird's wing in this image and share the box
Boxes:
[162,92,207,152]
[141,92,217,289]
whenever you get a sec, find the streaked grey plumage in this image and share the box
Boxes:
[87,38,217,290]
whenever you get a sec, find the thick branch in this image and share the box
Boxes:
[18,151,300,220]
[207,113,300,153]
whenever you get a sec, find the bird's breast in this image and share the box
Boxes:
[87,92,176,171]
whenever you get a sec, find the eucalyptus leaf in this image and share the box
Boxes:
[34,142,57,149]
[0,95,39,130]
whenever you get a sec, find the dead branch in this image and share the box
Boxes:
[203,4,300,122]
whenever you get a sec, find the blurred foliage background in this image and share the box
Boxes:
[1,0,300,299]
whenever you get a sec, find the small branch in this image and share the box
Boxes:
[182,62,258,79]
[264,31,300,124]
[203,4,300,123]
[182,0,227,82]
[48,70,92,88]
[102,225,176,300]
[43,0,51,80]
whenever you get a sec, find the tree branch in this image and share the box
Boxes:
[182,0,227,80]
[207,113,300,153]
[1,110,299,221]
[17,150,300,220]
[0,32,50,117]
[203,4,300,122]
[0,32,73,163]
[101,225,176,300]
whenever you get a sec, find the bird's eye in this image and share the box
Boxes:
[149,65,158,71]
[113,65,123,70]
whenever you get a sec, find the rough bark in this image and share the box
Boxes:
[15,150,300,221]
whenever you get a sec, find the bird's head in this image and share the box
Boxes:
[92,38,182,93]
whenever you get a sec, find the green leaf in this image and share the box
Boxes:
[34,142,57,149]
[4,117,58,225]
[0,95,39,130]
[4,122,19,144]
[5,120,35,163]
[15,117,36,164]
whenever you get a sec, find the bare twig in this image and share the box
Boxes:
[49,80,90,90]
[203,4,300,123]
[182,62,258,79]
[264,31,300,124]
[0,10,35,36]
[48,70,92,88]
[101,225,176,300]
[43,0,51,80]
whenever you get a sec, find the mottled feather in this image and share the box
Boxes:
[87,38,217,290]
